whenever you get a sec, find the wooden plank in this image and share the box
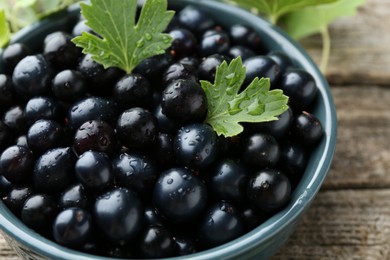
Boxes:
[301,0,390,85]
[273,189,390,259]
[322,85,390,189]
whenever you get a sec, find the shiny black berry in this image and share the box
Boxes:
[53,207,93,248]
[21,193,58,235]
[198,201,245,249]
[178,6,215,37]
[174,124,218,169]
[12,54,53,98]
[116,107,158,149]
[169,28,197,58]
[153,167,208,223]
[136,225,176,258]
[24,96,62,126]
[27,120,64,154]
[112,73,153,109]
[75,151,114,193]
[291,111,323,148]
[3,185,34,217]
[279,69,318,111]
[0,74,17,109]
[161,79,207,124]
[1,43,31,75]
[198,54,231,82]
[43,31,82,69]
[199,30,230,57]
[33,147,76,194]
[243,56,281,87]
[0,145,34,184]
[94,187,144,243]
[59,183,91,210]
[112,152,158,197]
[73,120,117,156]
[52,69,88,103]
[247,169,291,213]
[162,63,197,87]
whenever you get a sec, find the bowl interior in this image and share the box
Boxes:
[0,1,337,259]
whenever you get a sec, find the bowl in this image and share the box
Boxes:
[0,0,337,259]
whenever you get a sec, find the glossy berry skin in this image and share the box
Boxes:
[0,74,17,109]
[153,167,208,223]
[72,20,94,37]
[33,147,76,194]
[52,70,88,103]
[77,54,124,96]
[178,56,199,69]
[1,43,31,74]
[199,30,230,57]
[243,56,281,87]
[0,145,34,184]
[229,24,264,53]
[247,169,291,213]
[24,97,62,126]
[75,151,114,193]
[136,225,176,258]
[112,74,153,109]
[3,185,34,217]
[153,104,179,134]
[279,142,308,181]
[198,54,231,82]
[241,133,280,169]
[161,79,207,124]
[112,152,158,197]
[169,28,197,58]
[247,107,293,141]
[43,31,82,69]
[279,69,318,111]
[59,183,91,210]
[68,97,119,130]
[268,51,294,78]
[12,54,53,98]
[174,236,197,256]
[3,105,27,134]
[27,120,64,154]
[73,120,117,156]
[134,53,173,86]
[207,159,248,204]
[178,6,215,37]
[162,63,197,87]
[21,194,58,235]
[174,124,219,169]
[292,111,323,148]
[197,201,245,249]
[53,207,93,248]
[116,107,158,149]
[94,187,144,242]
[228,45,255,61]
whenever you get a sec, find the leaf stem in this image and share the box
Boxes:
[320,27,331,74]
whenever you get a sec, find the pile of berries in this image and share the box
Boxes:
[0,3,323,259]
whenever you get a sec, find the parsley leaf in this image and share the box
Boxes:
[72,0,175,74]
[226,0,337,23]
[0,9,10,47]
[200,57,289,138]
[283,0,365,40]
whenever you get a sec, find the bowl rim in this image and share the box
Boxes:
[0,0,337,259]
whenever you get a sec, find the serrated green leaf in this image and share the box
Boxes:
[0,9,10,47]
[72,0,174,74]
[283,0,365,39]
[226,0,337,23]
[201,57,289,137]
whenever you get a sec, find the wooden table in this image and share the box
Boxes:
[1,0,389,259]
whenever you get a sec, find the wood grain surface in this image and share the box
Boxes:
[1,0,388,259]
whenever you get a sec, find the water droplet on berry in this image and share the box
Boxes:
[167,178,173,184]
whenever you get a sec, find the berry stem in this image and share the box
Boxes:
[320,27,331,74]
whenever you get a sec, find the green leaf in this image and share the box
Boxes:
[226,0,337,23]
[201,57,289,137]
[283,0,366,39]
[0,9,10,47]
[72,0,175,74]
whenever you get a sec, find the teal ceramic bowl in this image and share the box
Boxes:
[0,0,337,259]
